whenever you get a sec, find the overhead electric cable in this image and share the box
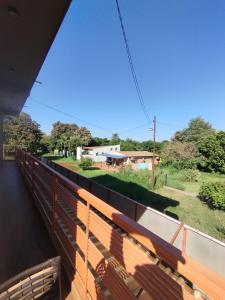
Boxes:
[29,98,114,134]
[157,120,186,129]
[115,0,150,123]
[118,122,149,136]
[28,97,150,137]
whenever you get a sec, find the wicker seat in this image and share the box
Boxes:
[0,257,61,300]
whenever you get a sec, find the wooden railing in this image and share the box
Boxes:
[17,150,225,300]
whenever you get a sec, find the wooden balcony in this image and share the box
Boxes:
[0,161,74,299]
[1,152,225,299]
[0,161,56,283]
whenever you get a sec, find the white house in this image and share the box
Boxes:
[76,145,120,162]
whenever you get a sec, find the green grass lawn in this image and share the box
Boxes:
[48,155,225,241]
[158,188,225,242]
[164,169,225,193]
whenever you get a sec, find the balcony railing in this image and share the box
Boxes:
[42,156,225,280]
[16,150,225,300]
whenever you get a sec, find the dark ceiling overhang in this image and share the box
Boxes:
[0,0,71,116]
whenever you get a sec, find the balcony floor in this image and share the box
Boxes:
[0,161,56,284]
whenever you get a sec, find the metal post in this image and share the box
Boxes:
[152,116,156,189]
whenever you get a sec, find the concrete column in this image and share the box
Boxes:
[0,114,3,161]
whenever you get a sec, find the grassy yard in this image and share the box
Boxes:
[164,168,225,194]
[158,188,225,242]
[47,155,225,242]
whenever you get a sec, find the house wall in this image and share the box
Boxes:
[126,156,159,170]
[82,145,120,162]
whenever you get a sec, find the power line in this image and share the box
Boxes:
[29,98,114,134]
[157,120,186,129]
[115,0,150,123]
[28,98,185,139]
[28,97,151,137]
[118,122,149,136]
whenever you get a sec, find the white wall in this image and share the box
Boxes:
[82,145,120,162]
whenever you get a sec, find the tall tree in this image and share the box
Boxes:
[120,138,139,151]
[161,141,200,169]
[173,117,215,144]
[3,113,42,153]
[111,133,120,144]
[50,122,92,152]
[89,137,110,146]
[198,131,225,173]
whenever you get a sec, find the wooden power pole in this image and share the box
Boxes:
[152,115,156,189]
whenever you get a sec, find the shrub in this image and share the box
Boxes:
[118,167,153,189]
[182,169,201,182]
[160,158,199,170]
[199,182,225,210]
[154,172,166,189]
[79,158,93,170]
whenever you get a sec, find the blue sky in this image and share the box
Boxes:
[24,0,225,141]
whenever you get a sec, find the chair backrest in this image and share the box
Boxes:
[0,257,61,300]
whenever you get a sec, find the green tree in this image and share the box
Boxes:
[161,141,200,169]
[173,117,215,144]
[3,113,42,153]
[120,138,139,151]
[89,137,110,146]
[50,122,92,154]
[111,133,120,144]
[141,140,168,153]
[39,135,51,154]
[198,131,225,173]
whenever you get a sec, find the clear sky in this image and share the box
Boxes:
[24,0,225,141]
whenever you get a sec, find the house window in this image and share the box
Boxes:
[110,148,113,151]
[115,147,117,151]
[96,152,98,156]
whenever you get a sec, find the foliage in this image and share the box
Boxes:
[118,167,152,189]
[89,137,110,146]
[50,121,92,152]
[120,139,140,151]
[173,117,215,144]
[199,182,225,210]
[182,169,201,182]
[3,113,42,153]
[198,131,225,174]
[111,133,120,144]
[161,141,199,169]
[154,170,166,189]
[79,157,93,170]
[39,135,51,154]
[89,136,168,154]
[139,140,168,153]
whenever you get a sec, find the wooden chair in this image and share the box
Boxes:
[0,257,61,300]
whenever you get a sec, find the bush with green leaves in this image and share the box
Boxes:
[199,182,225,210]
[78,158,93,170]
[182,169,201,182]
[198,131,225,174]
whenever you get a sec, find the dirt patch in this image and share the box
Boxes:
[164,186,197,197]
[94,162,121,173]
[58,162,78,171]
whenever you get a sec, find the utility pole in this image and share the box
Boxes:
[152,115,156,189]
